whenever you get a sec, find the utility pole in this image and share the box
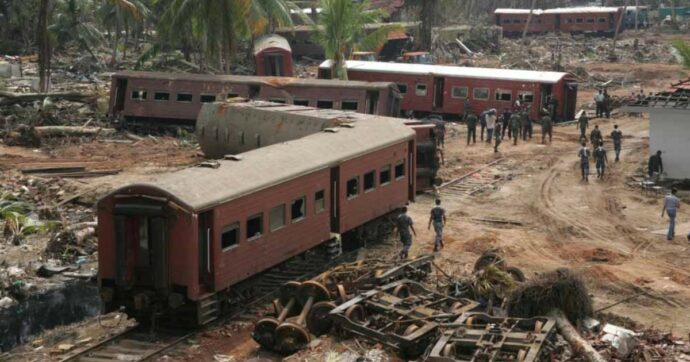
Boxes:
[610,0,629,61]
[634,0,639,30]
[522,0,538,40]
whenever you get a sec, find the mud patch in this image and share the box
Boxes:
[577,247,626,264]
[584,265,622,283]
[462,234,499,254]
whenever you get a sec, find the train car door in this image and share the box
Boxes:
[264,54,285,76]
[540,84,553,112]
[555,15,561,33]
[198,211,213,291]
[408,141,415,201]
[114,78,127,113]
[433,77,444,110]
[330,167,340,233]
[563,82,578,121]
[366,91,379,114]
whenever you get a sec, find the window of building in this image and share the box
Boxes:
[415,83,427,96]
[291,196,306,222]
[269,204,285,231]
[200,94,216,103]
[396,83,408,94]
[341,100,358,111]
[315,190,325,213]
[227,93,239,99]
[246,213,263,240]
[131,90,147,100]
[451,86,468,99]
[518,91,535,103]
[177,93,193,102]
[317,100,333,109]
[363,171,375,192]
[395,160,405,179]
[269,98,286,104]
[495,89,512,101]
[154,92,170,101]
[380,165,391,185]
[346,177,359,199]
[221,223,239,250]
[293,99,309,106]
[586,18,595,23]
[473,88,489,100]
[576,18,584,23]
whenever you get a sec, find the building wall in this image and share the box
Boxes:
[650,110,690,179]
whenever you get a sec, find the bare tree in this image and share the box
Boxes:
[522,0,537,39]
[610,0,629,60]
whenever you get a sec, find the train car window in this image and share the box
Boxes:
[566,18,573,23]
[246,213,263,240]
[536,19,542,24]
[395,160,405,180]
[495,90,512,102]
[473,88,489,100]
[586,18,595,23]
[293,99,309,106]
[576,18,583,23]
[502,19,510,24]
[154,92,170,101]
[346,177,359,199]
[316,100,334,109]
[131,90,147,100]
[342,100,358,111]
[315,190,325,213]
[269,204,286,231]
[512,19,521,24]
[518,91,535,103]
[269,98,286,104]
[396,83,408,94]
[221,223,239,250]
[451,86,468,99]
[200,94,217,103]
[380,165,391,186]
[227,93,239,99]
[598,18,607,23]
[364,171,375,192]
[177,93,193,102]
[415,83,427,96]
[291,196,306,222]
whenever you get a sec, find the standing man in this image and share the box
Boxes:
[590,125,602,154]
[466,111,477,145]
[541,112,553,144]
[548,96,559,121]
[435,122,446,149]
[494,123,502,153]
[521,110,531,141]
[577,111,589,140]
[610,124,622,162]
[662,188,680,241]
[648,150,663,181]
[594,90,605,118]
[463,99,472,121]
[486,109,497,143]
[578,141,591,183]
[510,112,521,145]
[501,108,512,140]
[603,90,612,118]
[396,207,417,259]
[594,141,608,179]
[479,110,487,141]
[428,199,447,252]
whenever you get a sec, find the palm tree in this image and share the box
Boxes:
[99,0,151,64]
[50,0,104,60]
[314,0,401,80]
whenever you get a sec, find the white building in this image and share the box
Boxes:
[623,82,690,180]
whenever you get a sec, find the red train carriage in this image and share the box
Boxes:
[254,34,293,77]
[494,7,623,36]
[108,71,402,125]
[97,101,416,325]
[318,60,578,121]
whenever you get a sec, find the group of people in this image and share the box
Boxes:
[394,199,446,259]
[464,106,554,153]
[575,112,623,182]
[593,89,613,119]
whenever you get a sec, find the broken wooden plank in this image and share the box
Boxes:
[32,169,122,178]
[0,90,98,106]
[33,126,116,138]
[21,166,87,174]
[471,217,524,226]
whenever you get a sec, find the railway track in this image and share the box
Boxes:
[439,158,513,199]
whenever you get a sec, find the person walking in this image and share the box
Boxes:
[396,207,417,259]
[577,112,589,140]
[521,110,531,141]
[501,108,511,140]
[590,125,602,154]
[466,111,477,145]
[578,141,591,182]
[486,109,497,143]
[494,123,502,153]
[435,122,446,149]
[610,124,622,162]
[603,90,612,118]
[479,111,487,141]
[510,112,521,145]
[594,141,608,179]
[541,112,553,144]
[428,199,447,252]
[594,90,605,118]
[661,188,680,241]
[648,150,663,181]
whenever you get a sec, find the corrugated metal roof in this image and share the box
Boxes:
[253,34,291,55]
[495,7,620,15]
[625,79,690,111]
[113,71,396,90]
[108,101,415,212]
[318,60,570,84]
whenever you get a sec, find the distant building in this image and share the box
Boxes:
[623,80,690,180]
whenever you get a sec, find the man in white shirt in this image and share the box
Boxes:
[594,90,605,118]
[486,109,496,143]
[662,189,681,241]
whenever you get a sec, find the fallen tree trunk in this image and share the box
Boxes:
[33,126,116,138]
[0,90,98,106]
[548,309,606,362]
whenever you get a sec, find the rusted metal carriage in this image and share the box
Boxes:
[494,7,623,36]
[254,34,293,77]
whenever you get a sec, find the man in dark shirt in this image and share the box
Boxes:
[501,108,512,140]
[648,150,663,181]
[396,207,416,259]
[594,142,608,179]
[590,125,602,155]
[466,112,478,145]
[578,141,591,182]
[610,124,622,162]
[427,199,447,252]
[541,113,553,144]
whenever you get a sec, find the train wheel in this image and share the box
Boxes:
[534,320,544,333]
[442,343,456,357]
[393,284,411,298]
[403,324,419,336]
[306,301,336,336]
[473,251,506,271]
[517,349,527,362]
[279,281,302,309]
[298,280,330,306]
[272,299,283,316]
[274,321,311,355]
[336,284,348,304]
[449,301,466,314]
[506,266,526,282]
[252,317,280,350]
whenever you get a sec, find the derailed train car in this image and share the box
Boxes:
[97,101,416,325]
[494,7,624,36]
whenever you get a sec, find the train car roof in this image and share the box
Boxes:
[318,60,571,84]
[112,71,397,90]
[495,7,620,15]
[105,101,415,212]
[253,34,291,55]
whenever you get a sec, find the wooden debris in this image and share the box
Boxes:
[549,309,607,362]
[21,166,86,174]
[32,126,116,138]
[471,217,524,226]
[0,90,97,106]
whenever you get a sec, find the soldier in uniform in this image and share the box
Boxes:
[578,141,591,182]
[396,207,416,259]
[510,112,521,145]
[501,108,512,140]
[577,112,589,140]
[610,124,622,162]
[594,141,608,179]
[427,199,447,252]
[521,110,531,141]
[435,122,446,149]
[494,123,502,153]
[590,125,602,155]
[541,112,553,144]
[466,112,478,145]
